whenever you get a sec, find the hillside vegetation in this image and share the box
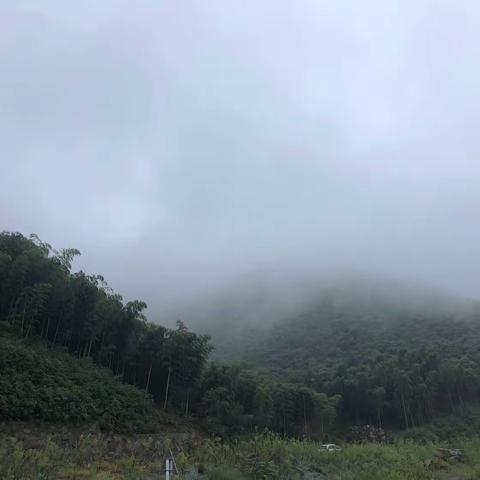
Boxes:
[2,431,480,480]
[0,231,215,430]
[4,230,480,445]
[0,231,341,438]
[0,328,162,432]
[237,297,480,432]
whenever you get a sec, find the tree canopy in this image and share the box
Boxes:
[3,230,479,439]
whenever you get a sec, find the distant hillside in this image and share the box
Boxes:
[216,279,480,430]
[198,275,478,360]
[0,326,168,433]
[243,303,480,373]
[4,229,480,440]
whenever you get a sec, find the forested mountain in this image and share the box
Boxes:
[0,232,220,430]
[3,230,480,441]
[0,232,339,437]
[234,289,480,431]
[0,232,213,416]
[179,275,476,361]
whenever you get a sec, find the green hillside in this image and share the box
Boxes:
[4,230,480,443]
[0,327,163,433]
[238,298,480,431]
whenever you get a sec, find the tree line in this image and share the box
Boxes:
[0,231,340,437]
[245,305,480,431]
[0,232,212,414]
[8,230,473,438]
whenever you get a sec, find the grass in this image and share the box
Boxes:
[1,432,480,479]
[183,432,480,479]
[400,406,480,443]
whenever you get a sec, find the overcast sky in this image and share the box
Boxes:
[1,1,480,321]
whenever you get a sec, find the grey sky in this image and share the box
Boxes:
[1,1,480,322]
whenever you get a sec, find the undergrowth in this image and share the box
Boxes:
[1,432,480,479]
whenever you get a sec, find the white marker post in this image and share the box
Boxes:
[165,458,171,480]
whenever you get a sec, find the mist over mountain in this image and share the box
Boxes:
[3,231,480,478]
[4,2,480,475]
[3,1,480,317]
[173,272,478,360]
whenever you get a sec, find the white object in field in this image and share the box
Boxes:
[166,458,174,479]
[320,443,341,452]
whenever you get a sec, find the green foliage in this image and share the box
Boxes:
[401,406,480,442]
[5,229,480,441]
[196,363,340,438]
[0,229,342,439]
[237,302,480,432]
[0,439,64,480]
[2,429,480,479]
[0,231,211,428]
[186,432,480,480]
[0,333,159,432]
[207,465,248,480]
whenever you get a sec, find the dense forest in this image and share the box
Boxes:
[2,231,480,440]
[0,232,213,417]
[0,332,162,432]
[0,231,338,437]
[240,306,480,431]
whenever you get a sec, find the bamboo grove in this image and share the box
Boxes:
[0,231,339,437]
[3,231,480,438]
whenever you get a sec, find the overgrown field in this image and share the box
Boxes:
[1,432,480,479]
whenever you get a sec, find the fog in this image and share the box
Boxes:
[2,1,480,325]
